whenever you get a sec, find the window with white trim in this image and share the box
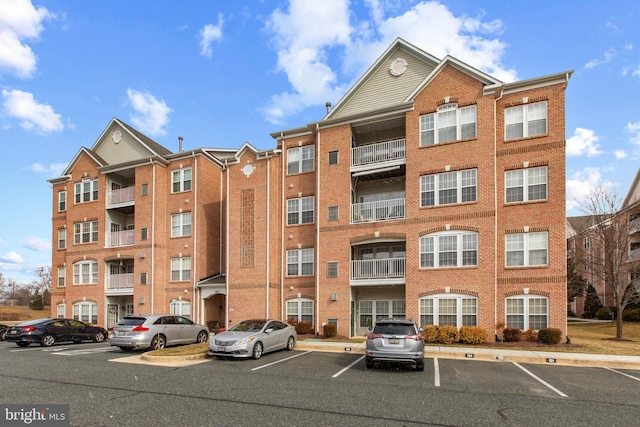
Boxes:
[74,221,98,244]
[57,266,65,287]
[287,146,314,174]
[421,169,477,206]
[506,295,548,330]
[286,298,314,326]
[420,231,478,268]
[172,168,192,193]
[73,261,97,284]
[171,212,192,237]
[58,229,66,249]
[286,249,314,276]
[327,261,338,278]
[58,191,66,211]
[419,295,478,327]
[171,257,191,281]
[287,196,314,225]
[420,104,476,146]
[56,303,65,318]
[74,179,98,203]
[359,299,405,327]
[505,166,547,203]
[505,101,547,140]
[506,232,548,267]
[73,302,97,324]
[170,299,191,319]
[328,150,339,165]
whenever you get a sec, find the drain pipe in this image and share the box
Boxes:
[494,84,504,339]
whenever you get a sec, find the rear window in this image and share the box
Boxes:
[117,317,147,326]
[373,322,416,335]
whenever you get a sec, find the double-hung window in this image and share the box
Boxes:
[58,229,66,249]
[420,169,477,207]
[171,212,192,237]
[287,146,314,174]
[74,221,98,244]
[287,249,314,276]
[419,295,478,327]
[505,101,547,140]
[287,196,314,225]
[286,299,314,325]
[420,231,478,268]
[420,104,477,146]
[74,179,98,203]
[57,266,66,287]
[505,166,547,203]
[73,302,97,324]
[506,296,548,330]
[172,168,192,193]
[73,261,98,284]
[171,257,191,281]
[58,191,66,211]
[505,232,548,266]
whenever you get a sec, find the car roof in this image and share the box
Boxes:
[374,318,415,324]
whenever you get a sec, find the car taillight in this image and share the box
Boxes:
[404,334,423,341]
[131,326,149,332]
[368,333,384,339]
[22,326,35,333]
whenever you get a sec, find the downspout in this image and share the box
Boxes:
[280,133,285,320]
[266,155,271,318]
[150,158,156,314]
[225,160,230,328]
[494,85,505,338]
[191,152,199,324]
[315,123,321,335]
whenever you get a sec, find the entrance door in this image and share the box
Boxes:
[107,304,119,329]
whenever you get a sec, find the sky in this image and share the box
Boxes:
[1,0,639,284]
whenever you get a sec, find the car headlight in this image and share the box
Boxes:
[236,336,255,346]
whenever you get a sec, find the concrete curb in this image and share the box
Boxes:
[140,351,207,363]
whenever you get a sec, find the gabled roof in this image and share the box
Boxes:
[622,168,640,209]
[91,117,173,157]
[57,147,108,178]
[210,142,280,166]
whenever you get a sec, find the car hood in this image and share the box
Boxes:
[215,331,258,340]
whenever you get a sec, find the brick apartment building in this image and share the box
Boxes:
[50,38,571,339]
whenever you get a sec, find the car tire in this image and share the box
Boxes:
[286,336,295,351]
[93,332,106,343]
[16,342,29,347]
[40,334,56,347]
[150,335,166,350]
[196,331,208,344]
[0,329,6,341]
[118,346,134,352]
[416,360,424,372]
[365,357,374,369]
[252,342,263,359]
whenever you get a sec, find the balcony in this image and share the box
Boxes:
[629,217,640,234]
[107,187,135,207]
[351,198,405,223]
[351,138,406,171]
[107,273,134,290]
[351,258,406,285]
[106,230,135,247]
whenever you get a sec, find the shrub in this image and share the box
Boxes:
[538,328,562,345]
[595,307,614,320]
[523,328,538,341]
[567,309,576,318]
[421,325,439,343]
[622,308,640,322]
[323,323,337,338]
[458,326,487,344]
[295,321,312,334]
[437,325,460,344]
[503,328,521,342]
[583,285,603,318]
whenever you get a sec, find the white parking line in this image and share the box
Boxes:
[605,367,640,382]
[332,355,365,378]
[251,351,312,371]
[513,362,568,397]
[433,358,440,387]
[52,347,119,356]
[10,347,70,353]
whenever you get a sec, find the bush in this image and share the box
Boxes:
[323,323,337,338]
[595,307,614,320]
[29,292,45,310]
[622,308,640,322]
[583,285,603,318]
[295,321,312,334]
[522,328,538,341]
[567,309,576,318]
[458,326,487,344]
[538,328,562,345]
[503,328,521,342]
[421,325,439,343]
[437,325,460,344]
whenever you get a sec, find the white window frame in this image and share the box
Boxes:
[505,166,547,203]
[419,294,478,327]
[171,299,191,319]
[171,257,191,281]
[286,298,314,326]
[505,101,547,140]
[74,221,98,244]
[327,261,338,278]
[287,196,314,225]
[56,303,66,318]
[73,261,98,285]
[58,229,66,249]
[286,249,314,277]
[73,301,98,324]
[74,179,98,204]
[172,168,192,193]
[420,169,477,207]
[505,232,548,267]
[506,295,548,330]
[420,104,477,146]
[57,266,66,287]
[287,146,314,175]
[420,231,478,268]
[58,191,66,212]
[171,212,192,237]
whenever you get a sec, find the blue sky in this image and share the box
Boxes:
[1,0,639,284]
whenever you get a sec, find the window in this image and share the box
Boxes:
[506,232,548,266]
[57,266,65,287]
[58,229,66,249]
[171,300,191,319]
[140,272,147,285]
[58,191,66,211]
[287,146,314,174]
[73,302,97,324]
[287,298,314,326]
[505,101,547,140]
[505,166,547,203]
[420,104,476,146]
[287,249,314,276]
[419,295,478,327]
[328,150,339,165]
[74,221,98,244]
[359,299,405,327]
[73,261,98,284]
[171,257,191,281]
[172,168,192,193]
[74,179,98,203]
[328,206,338,221]
[141,183,148,196]
[171,212,192,237]
[56,303,65,318]
[141,228,148,241]
[287,197,314,225]
[420,231,478,268]
[421,169,477,206]
[506,296,548,330]
[327,262,338,278]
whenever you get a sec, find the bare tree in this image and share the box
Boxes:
[577,185,640,338]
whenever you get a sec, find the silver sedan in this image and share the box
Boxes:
[208,319,296,359]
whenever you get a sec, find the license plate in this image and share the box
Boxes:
[389,339,399,345]
[118,331,125,336]
[217,346,225,352]
[9,330,17,335]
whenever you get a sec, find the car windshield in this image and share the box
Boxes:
[117,317,147,326]
[372,323,415,335]
[229,320,266,332]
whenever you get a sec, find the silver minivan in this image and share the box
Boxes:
[110,315,209,351]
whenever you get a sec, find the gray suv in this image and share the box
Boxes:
[365,318,424,371]
[110,315,209,351]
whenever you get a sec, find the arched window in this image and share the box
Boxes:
[419,294,477,327]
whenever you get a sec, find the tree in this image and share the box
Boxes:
[576,185,640,338]
[567,257,587,303]
[583,284,603,319]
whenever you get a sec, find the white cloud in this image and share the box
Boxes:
[0,251,24,264]
[31,162,67,176]
[566,167,613,212]
[126,89,172,137]
[566,128,603,157]
[585,49,615,69]
[24,236,50,251]
[626,121,640,146]
[0,0,53,78]
[1,89,63,134]
[615,149,628,159]
[199,13,224,58]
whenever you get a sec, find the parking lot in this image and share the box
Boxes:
[0,339,639,426]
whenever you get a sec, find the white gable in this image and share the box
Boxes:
[93,124,159,165]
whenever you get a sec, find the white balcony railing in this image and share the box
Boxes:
[351,138,405,168]
[107,187,135,206]
[106,230,135,247]
[351,198,405,223]
[351,258,406,280]
[106,273,134,290]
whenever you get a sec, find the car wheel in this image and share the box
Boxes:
[16,342,29,347]
[150,335,166,350]
[196,331,208,343]
[41,334,56,347]
[416,360,424,372]
[93,332,106,343]
[286,336,295,351]
[0,330,6,341]
[365,357,374,369]
[118,346,134,352]
[252,342,263,359]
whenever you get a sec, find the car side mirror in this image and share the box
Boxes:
[265,328,274,334]
[419,327,424,333]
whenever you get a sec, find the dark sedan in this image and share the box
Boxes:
[5,318,108,347]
